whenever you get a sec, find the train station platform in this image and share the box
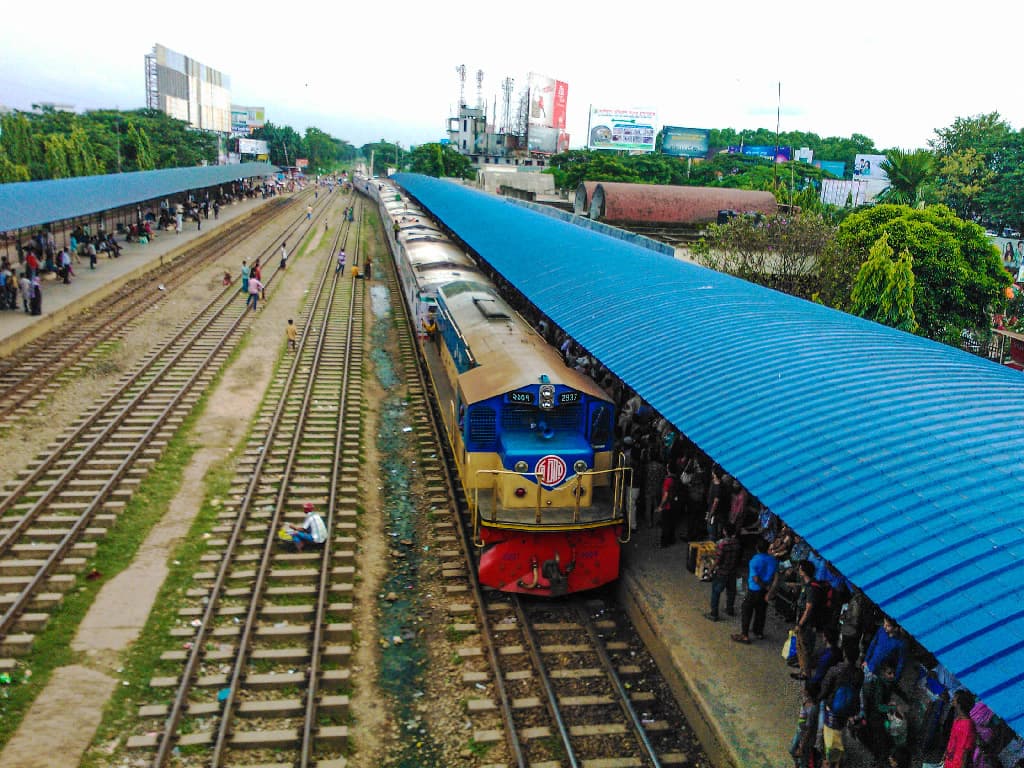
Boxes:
[0,194,277,356]
[619,531,880,768]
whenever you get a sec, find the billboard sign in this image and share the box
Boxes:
[588,107,657,152]
[528,125,560,154]
[795,147,814,164]
[528,73,568,131]
[296,158,309,168]
[727,145,792,163]
[814,160,846,178]
[231,110,249,135]
[853,154,888,181]
[238,138,269,156]
[661,126,709,158]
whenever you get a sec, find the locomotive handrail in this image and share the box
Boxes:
[472,466,629,535]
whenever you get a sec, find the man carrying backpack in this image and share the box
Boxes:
[818,645,864,768]
[793,560,831,681]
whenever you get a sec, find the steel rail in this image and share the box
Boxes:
[1,190,338,641]
[0,195,302,420]
[299,200,362,766]
[210,198,357,767]
[369,192,528,768]
[512,595,581,768]
[0,283,248,638]
[573,601,663,767]
[152,193,352,766]
[0,188,330,527]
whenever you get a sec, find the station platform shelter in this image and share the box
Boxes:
[0,163,281,354]
[388,172,1024,768]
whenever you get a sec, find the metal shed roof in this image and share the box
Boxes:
[0,162,278,231]
[394,173,1024,734]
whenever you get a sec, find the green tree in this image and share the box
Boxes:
[361,140,406,176]
[877,148,934,207]
[125,122,156,170]
[930,113,1012,221]
[834,204,1009,340]
[43,133,70,178]
[692,211,837,299]
[0,146,30,182]
[977,129,1024,234]
[850,232,918,332]
[408,142,475,180]
[0,113,42,177]
[251,122,304,167]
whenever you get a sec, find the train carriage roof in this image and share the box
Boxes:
[438,281,609,405]
[394,172,1024,735]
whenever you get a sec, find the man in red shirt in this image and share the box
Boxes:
[25,251,39,278]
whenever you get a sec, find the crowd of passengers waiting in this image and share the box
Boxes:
[511,292,1023,768]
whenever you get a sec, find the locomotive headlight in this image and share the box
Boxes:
[514,460,529,473]
[573,460,588,474]
[539,384,555,409]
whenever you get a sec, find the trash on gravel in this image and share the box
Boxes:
[190,619,202,628]
[402,426,413,433]
[0,674,11,685]
[217,688,231,702]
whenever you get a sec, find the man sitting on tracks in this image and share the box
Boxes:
[284,502,327,552]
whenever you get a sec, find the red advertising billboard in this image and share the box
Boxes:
[528,73,568,131]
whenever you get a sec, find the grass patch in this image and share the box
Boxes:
[0,407,201,751]
[77,453,234,768]
[80,308,318,766]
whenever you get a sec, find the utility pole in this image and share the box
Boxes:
[773,81,781,190]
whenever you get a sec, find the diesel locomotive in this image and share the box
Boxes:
[357,174,629,596]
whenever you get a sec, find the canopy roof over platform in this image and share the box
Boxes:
[394,172,1024,734]
[0,162,278,231]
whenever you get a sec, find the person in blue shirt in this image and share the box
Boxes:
[860,617,906,714]
[732,538,778,643]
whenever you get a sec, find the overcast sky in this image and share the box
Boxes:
[3,1,1022,153]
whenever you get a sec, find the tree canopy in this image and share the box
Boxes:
[834,204,1010,341]
[407,143,475,180]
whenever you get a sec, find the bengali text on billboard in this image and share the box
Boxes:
[661,126,709,158]
[727,145,792,163]
[588,107,657,152]
[528,73,568,131]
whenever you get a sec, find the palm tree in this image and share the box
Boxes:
[877,148,935,206]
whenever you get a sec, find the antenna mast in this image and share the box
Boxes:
[501,77,514,134]
[455,64,466,108]
[476,69,484,109]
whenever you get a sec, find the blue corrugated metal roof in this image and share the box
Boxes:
[0,163,278,231]
[394,173,1024,733]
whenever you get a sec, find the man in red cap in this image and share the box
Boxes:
[285,502,327,552]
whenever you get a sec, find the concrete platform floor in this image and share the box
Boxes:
[617,525,878,768]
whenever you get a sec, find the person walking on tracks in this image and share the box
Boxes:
[247,274,263,311]
[286,318,298,352]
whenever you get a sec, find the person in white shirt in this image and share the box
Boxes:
[286,502,327,551]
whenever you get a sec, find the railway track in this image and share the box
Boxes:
[125,200,366,766]
[379,206,707,768]
[0,191,320,428]
[0,191,345,666]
